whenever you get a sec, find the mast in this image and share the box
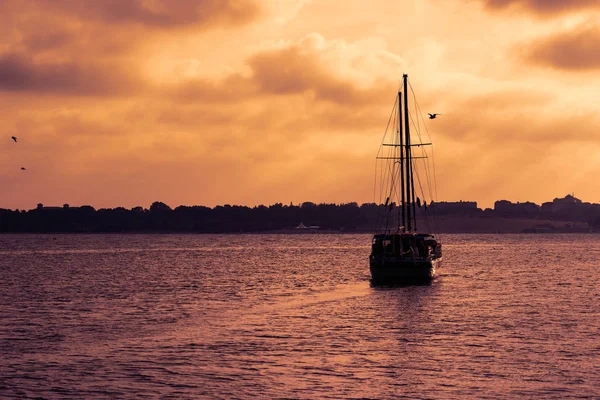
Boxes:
[398,91,405,230]
[403,74,412,232]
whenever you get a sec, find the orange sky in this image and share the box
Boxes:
[1,0,599,210]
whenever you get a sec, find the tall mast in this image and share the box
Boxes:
[403,74,412,232]
[398,91,405,230]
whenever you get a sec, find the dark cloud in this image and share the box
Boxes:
[21,28,73,52]
[10,0,260,29]
[523,23,600,70]
[248,47,387,105]
[478,0,598,15]
[171,44,391,108]
[161,43,394,144]
[0,0,261,57]
[0,52,141,95]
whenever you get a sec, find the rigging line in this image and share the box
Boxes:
[376,138,393,219]
[376,95,400,158]
[405,96,435,197]
[372,157,382,232]
[385,111,404,231]
[389,164,402,231]
[412,157,434,233]
[408,80,440,235]
[416,144,435,204]
[379,160,391,208]
[381,109,398,197]
[377,129,396,230]
[411,105,423,142]
[418,154,433,201]
[407,84,425,144]
[418,149,434,201]
[384,166,396,232]
[417,151,441,239]
[405,79,426,153]
[380,129,396,227]
[375,158,390,232]
[431,145,439,203]
[376,114,400,232]
[374,97,398,207]
[408,104,435,204]
[406,93,427,231]
[408,81,443,241]
[407,112,422,148]
[384,141,398,214]
[408,80,433,141]
[408,80,438,203]
[407,111,430,174]
[410,89,437,206]
[415,156,432,204]
[407,109,435,204]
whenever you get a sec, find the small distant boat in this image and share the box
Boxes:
[369,74,443,283]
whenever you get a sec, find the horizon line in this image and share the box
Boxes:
[2,193,595,211]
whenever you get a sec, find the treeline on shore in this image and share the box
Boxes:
[0,202,374,233]
[1,200,599,233]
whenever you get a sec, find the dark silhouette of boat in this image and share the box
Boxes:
[369,74,443,283]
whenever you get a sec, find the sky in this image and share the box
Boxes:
[1,0,599,210]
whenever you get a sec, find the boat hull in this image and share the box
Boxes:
[370,256,442,283]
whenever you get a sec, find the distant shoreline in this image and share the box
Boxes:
[1,196,598,234]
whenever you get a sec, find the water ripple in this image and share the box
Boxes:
[1,233,599,398]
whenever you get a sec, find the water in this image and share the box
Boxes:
[1,233,599,399]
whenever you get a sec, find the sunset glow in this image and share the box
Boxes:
[1,0,599,210]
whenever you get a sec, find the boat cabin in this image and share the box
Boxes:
[371,233,439,259]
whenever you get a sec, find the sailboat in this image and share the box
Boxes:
[369,74,442,283]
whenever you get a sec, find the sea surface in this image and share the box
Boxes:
[0,233,599,399]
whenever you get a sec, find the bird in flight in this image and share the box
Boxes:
[20,167,26,170]
[11,136,17,142]
[428,113,441,119]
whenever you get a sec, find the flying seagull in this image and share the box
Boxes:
[11,136,17,142]
[20,167,26,170]
[428,113,441,119]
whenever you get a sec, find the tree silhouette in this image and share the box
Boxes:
[150,201,172,212]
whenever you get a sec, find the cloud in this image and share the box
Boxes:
[21,28,73,52]
[477,0,598,15]
[154,35,401,151]
[0,0,263,73]
[403,78,600,206]
[3,1,599,211]
[522,23,600,70]
[247,46,387,105]
[1,0,261,29]
[0,52,142,95]
[169,34,398,107]
[429,86,600,144]
[0,1,264,97]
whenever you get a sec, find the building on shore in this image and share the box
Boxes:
[428,201,479,214]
